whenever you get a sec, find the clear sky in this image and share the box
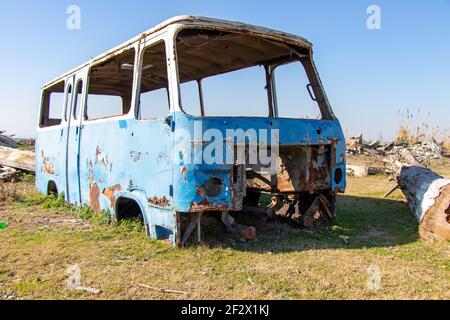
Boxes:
[0,0,449,140]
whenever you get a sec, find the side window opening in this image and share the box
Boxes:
[138,41,169,120]
[86,48,136,121]
[64,83,73,121]
[40,81,65,127]
[180,81,202,116]
[73,80,83,120]
[273,61,322,120]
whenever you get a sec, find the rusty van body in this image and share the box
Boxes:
[36,16,346,246]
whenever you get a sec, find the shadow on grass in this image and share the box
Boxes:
[196,194,420,253]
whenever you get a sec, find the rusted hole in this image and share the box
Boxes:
[204,177,222,197]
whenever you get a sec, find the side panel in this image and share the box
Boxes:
[77,118,174,215]
[35,128,65,195]
[36,78,74,196]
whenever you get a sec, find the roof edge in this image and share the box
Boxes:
[43,15,312,89]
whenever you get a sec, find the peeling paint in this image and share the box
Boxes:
[148,196,170,207]
[89,183,101,213]
[40,151,55,175]
[102,184,122,208]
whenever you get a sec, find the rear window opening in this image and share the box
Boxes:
[175,29,333,120]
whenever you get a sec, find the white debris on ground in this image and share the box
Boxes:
[384,141,445,163]
[346,134,447,162]
[0,166,19,182]
[0,131,35,182]
[345,134,448,177]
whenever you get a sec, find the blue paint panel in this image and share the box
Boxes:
[35,128,66,196]
[119,120,127,129]
[36,112,346,246]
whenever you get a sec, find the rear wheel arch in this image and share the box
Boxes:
[47,180,58,196]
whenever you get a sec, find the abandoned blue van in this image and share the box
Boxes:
[36,16,346,246]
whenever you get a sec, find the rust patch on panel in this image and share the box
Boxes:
[102,184,122,208]
[94,146,109,169]
[89,183,101,213]
[42,157,55,174]
[41,151,55,175]
[95,146,102,162]
[148,196,170,207]
[88,160,94,182]
[181,166,187,182]
[196,186,206,197]
[247,145,332,193]
[189,198,229,212]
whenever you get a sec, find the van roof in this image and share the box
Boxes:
[43,15,312,89]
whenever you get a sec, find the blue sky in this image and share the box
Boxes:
[0,0,449,140]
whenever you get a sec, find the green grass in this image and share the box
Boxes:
[0,174,449,300]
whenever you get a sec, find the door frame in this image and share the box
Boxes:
[65,70,87,204]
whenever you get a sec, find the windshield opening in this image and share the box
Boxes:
[175,28,333,119]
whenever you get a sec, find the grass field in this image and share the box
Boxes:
[0,161,449,300]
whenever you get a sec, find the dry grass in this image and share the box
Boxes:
[0,183,17,204]
[429,159,450,178]
[0,170,449,300]
[0,179,36,206]
[442,140,450,154]
[394,110,449,153]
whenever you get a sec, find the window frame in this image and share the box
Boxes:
[38,80,65,129]
[269,59,324,120]
[172,26,335,120]
[63,81,73,122]
[72,79,84,121]
[84,46,138,122]
[135,38,171,121]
